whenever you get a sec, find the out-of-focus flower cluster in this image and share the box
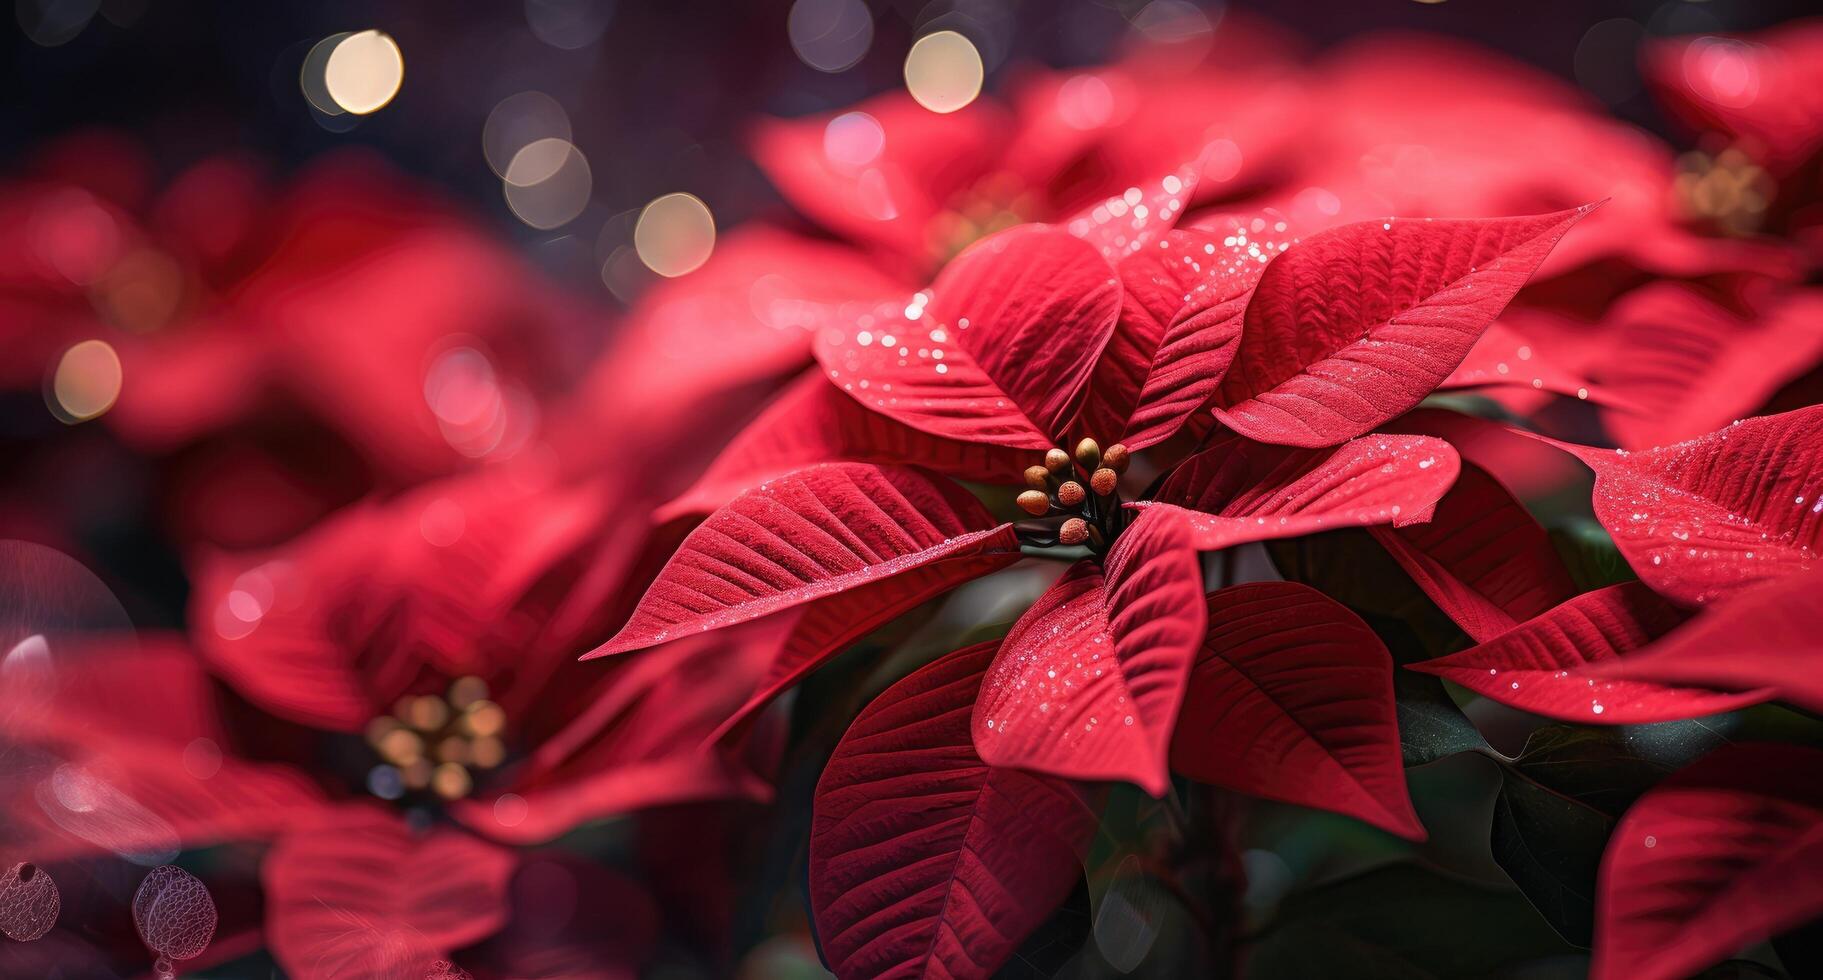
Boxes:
[3,10,1823,978]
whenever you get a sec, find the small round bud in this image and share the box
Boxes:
[1102,443,1131,473]
[1058,518,1090,546]
[1057,481,1086,507]
[1017,490,1052,516]
[1091,468,1119,496]
[1045,448,1072,472]
[1024,465,1052,490]
[1074,437,1101,469]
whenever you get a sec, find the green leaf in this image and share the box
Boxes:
[1487,720,1737,947]
[1549,519,1637,591]
[1247,862,1575,979]
[1396,670,1489,767]
[1489,769,1610,947]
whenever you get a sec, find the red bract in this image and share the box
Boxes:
[1538,406,1823,606]
[262,806,516,980]
[1138,429,1459,550]
[810,642,1101,980]
[1406,583,1773,724]
[1370,460,1579,643]
[1208,207,1592,446]
[973,509,1203,794]
[1170,583,1422,840]
[1592,743,1823,980]
[1586,571,1823,714]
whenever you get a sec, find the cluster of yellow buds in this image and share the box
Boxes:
[1673,145,1775,236]
[364,675,506,801]
[1016,438,1130,550]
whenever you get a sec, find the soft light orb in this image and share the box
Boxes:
[634,193,716,278]
[323,30,404,115]
[903,30,983,114]
[503,139,592,229]
[50,340,122,423]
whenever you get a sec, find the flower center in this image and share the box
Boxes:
[363,675,507,802]
[1673,144,1773,236]
[929,172,1038,262]
[1014,438,1132,555]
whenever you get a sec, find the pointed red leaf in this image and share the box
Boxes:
[973,509,1204,795]
[1171,583,1423,839]
[1062,158,1200,263]
[1370,462,1579,642]
[1212,206,1594,447]
[1545,406,1823,606]
[657,369,1031,523]
[1589,571,1823,715]
[814,225,1121,448]
[589,463,1019,657]
[1080,218,1269,449]
[1408,583,1770,724]
[264,806,516,980]
[1592,743,1823,980]
[1138,429,1459,551]
[810,641,1100,980]
[709,538,1027,742]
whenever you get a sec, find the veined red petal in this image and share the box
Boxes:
[1408,583,1771,724]
[588,463,1019,657]
[657,369,1030,523]
[1370,462,1579,642]
[809,642,1101,980]
[1138,429,1459,551]
[1213,206,1595,447]
[973,508,1204,795]
[1539,406,1823,606]
[1172,583,1423,839]
[1588,571,1823,714]
[1592,743,1823,980]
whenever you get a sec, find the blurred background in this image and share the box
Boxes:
[6,0,1816,295]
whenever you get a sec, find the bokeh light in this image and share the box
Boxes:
[634,193,716,278]
[15,0,97,47]
[788,0,873,73]
[322,30,405,115]
[524,0,615,50]
[48,340,122,424]
[503,138,592,229]
[822,111,886,170]
[903,30,983,114]
[483,91,572,178]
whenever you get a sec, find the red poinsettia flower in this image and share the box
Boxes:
[579,181,1634,974]
[0,137,592,547]
[751,16,1307,278]
[0,457,773,976]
